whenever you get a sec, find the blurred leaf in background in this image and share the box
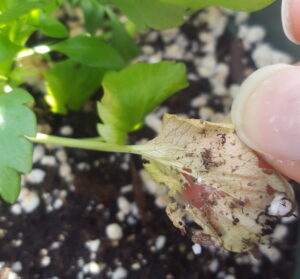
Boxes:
[0,35,22,62]
[109,0,187,30]
[108,0,275,30]
[105,7,139,63]
[80,0,106,35]
[50,35,125,69]
[161,0,275,12]
[29,10,68,38]
[45,59,105,114]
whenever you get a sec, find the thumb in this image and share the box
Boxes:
[231,64,300,182]
[282,0,300,45]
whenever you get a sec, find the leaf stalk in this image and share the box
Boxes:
[27,133,142,155]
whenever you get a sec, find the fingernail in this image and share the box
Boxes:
[231,64,300,160]
[282,0,300,45]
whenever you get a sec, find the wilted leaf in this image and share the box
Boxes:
[138,114,295,252]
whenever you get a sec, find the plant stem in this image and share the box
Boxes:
[27,133,142,155]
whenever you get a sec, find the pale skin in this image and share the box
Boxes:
[231,0,300,183]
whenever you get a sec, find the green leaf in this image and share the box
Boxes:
[0,60,13,77]
[160,0,275,12]
[45,59,105,114]
[109,0,187,30]
[67,0,81,5]
[0,88,36,203]
[80,0,105,35]
[0,0,55,24]
[97,62,189,144]
[109,0,274,30]
[50,35,125,69]
[0,0,7,11]
[106,8,139,62]
[0,35,22,62]
[34,11,68,38]
[9,66,37,87]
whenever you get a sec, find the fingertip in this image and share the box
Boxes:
[282,0,300,45]
[262,155,300,183]
[231,64,300,161]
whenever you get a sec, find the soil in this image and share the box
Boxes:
[0,6,299,279]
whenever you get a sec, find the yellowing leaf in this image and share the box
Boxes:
[140,114,295,252]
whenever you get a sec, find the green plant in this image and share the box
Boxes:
[0,0,275,203]
[2,0,291,254]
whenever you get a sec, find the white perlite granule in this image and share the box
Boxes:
[106,223,123,240]
[192,244,202,255]
[112,266,128,279]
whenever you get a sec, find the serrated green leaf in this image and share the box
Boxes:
[80,0,105,35]
[97,62,188,144]
[45,59,105,114]
[0,35,22,62]
[34,11,68,38]
[0,88,36,203]
[106,8,139,62]
[160,0,275,12]
[109,0,187,30]
[50,35,125,69]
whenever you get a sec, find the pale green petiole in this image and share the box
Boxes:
[27,132,184,169]
[27,133,145,155]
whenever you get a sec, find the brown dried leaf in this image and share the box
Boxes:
[140,114,295,252]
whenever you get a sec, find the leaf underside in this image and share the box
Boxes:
[141,114,295,252]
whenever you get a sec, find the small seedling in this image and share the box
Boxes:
[0,0,289,253]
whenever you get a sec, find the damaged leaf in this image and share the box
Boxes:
[139,114,295,252]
